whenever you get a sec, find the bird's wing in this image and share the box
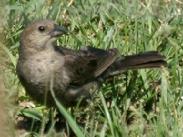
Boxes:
[62,46,119,85]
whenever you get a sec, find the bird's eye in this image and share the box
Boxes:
[38,26,46,32]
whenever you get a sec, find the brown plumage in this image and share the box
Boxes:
[16,20,167,106]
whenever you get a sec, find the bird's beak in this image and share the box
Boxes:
[50,25,68,37]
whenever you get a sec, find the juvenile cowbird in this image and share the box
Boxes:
[16,20,166,106]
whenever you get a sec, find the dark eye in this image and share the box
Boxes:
[38,26,45,32]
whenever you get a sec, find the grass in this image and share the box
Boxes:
[1,0,183,136]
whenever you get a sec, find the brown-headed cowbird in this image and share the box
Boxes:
[16,20,167,106]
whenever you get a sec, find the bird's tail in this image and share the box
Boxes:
[105,51,167,77]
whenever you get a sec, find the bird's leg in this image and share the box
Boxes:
[64,81,99,103]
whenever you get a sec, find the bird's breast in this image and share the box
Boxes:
[18,51,68,87]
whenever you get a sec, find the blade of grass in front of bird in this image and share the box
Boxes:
[49,76,85,137]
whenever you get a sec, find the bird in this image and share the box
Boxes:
[16,20,167,107]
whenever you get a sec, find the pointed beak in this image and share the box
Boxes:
[50,25,68,37]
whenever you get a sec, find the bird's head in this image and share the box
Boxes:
[20,20,68,50]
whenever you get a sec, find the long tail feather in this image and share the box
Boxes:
[105,51,167,77]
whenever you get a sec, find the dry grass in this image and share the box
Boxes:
[0,44,13,137]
